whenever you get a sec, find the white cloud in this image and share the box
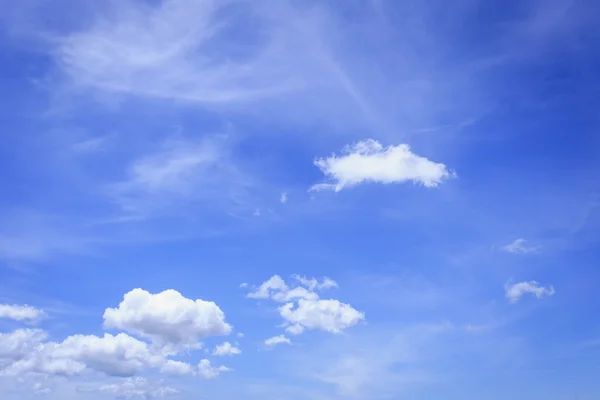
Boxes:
[97,377,180,399]
[103,288,231,351]
[280,192,288,204]
[293,275,338,291]
[279,299,364,335]
[0,304,44,322]
[236,332,245,338]
[248,275,336,303]
[0,288,236,382]
[197,359,230,380]
[246,276,364,335]
[0,329,48,362]
[160,359,194,376]
[247,275,290,300]
[212,342,241,357]
[311,139,453,192]
[264,335,291,347]
[502,238,540,254]
[505,281,556,303]
[36,333,159,377]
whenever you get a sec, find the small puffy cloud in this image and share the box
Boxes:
[248,275,335,303]
[212,342,241,356]
[502,238,540,254]
[197,359,230,380]
[264,335,291,347]
[97,377,180,399]
[103,288,231,350]
[505,281,555,303]
[311,139,453,192]
[279,299,364,335]
[236,332,244,338]
[246,276,364,335]
[280,192,288,204]
[247,275,290,300]
[0,304,45,322]
[293,275,338,291]
[160,360,195,376]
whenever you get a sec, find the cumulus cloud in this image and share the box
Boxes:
[0,288,234,384]
[247,275,336,303]
[0,329,48,362]
[197,359,230,380]
[103,288,232,351]
[279,299,364,335]
[246,275,364,335]
[280,192,288,204]
[311,140,453,192]
[212,342,241,357]
[505,281,556,303]
[160,359,194,376]
[96,377,180,399]
[293,275,338,291]
[502,238,540,254]
[264,335,291,347]
[2,332,160,377]
[0,304,45,322]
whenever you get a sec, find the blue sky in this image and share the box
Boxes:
[1,0,599,399]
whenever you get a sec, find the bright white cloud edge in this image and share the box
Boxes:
[311,139,454,192]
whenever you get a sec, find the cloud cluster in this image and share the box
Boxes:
[0,289,232,383]
[311,140,453,192]
[246,275,364,340]
[505,281,556,303]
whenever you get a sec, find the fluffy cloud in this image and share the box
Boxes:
[246,276,364,335]
[103,288,232,351]
[247,275,335,303]
[0,329,47,362]
[2,332,160,377]
[0,289,233,383]
[0,304,44,322]
[293,275,338,291]
[502,238,540,254]
[160,359,195,376]
[505,281,556,303]
[264,335,291,347]
[311,140,453,192]
[280,192,288,204]
[197,359,230,380]
[279,299,364,335]
[96,377,180,399]
[51,333,162,377]
[212,342,241,356]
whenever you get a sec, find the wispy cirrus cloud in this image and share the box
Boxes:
[108,134,254,218]
[505,281,555,303]
[502,238,540,254]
